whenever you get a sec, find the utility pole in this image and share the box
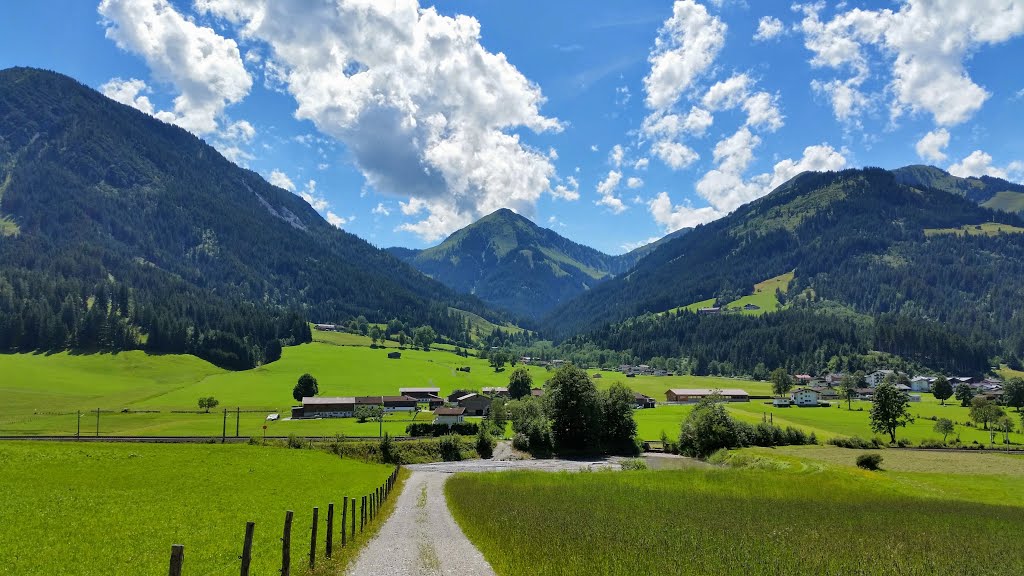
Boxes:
[95,408,100,437]
[236,407,240,438]
[222,408,228,444]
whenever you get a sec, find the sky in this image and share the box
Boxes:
[1,1,1023,254]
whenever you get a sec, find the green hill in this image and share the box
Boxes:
[0,67,505,368]
[541,167,1024,374]
[388,208,686,319]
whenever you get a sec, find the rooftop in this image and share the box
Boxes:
[667,388,749,396]
[434,407,466,416]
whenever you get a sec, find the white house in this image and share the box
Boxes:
[433,406,465,425]
[910,376,933,392]
[789,388,821,407]
[866,370,895,388]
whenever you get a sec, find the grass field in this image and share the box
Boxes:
[981,191,1024,214]
[923,222,1024,237]
[0,442,394,576]
[447,446,1024,575]
[658,271,793,316]
[632,395,1024,445]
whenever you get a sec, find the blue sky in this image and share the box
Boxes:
[2,1,1023,254]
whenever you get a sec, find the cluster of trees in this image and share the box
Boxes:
[501,365,640,457]
[676,394,818,458]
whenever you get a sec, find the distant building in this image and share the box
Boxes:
[697,307,721,315]
[866,370,895,388]
[481,387,510,398]
[387,351,401,359]
[633,392,656,409]
[457,393,492,416]
[789,388,820,407]
[433,406,465,425]
[811,386,840,401]
[313,324,337,331]
[664,388,749,403]
[530,388,545,398]
[742,303,760,311]
[399,387,441,400]
[294,395,418,418]
[910,376,933,392]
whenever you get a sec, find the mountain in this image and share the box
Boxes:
[0,67,503,368]
[387,208,687,319]
[894,164,1024,213]
[541,167,1024,375]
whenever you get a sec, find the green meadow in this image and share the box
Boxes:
[923,222,1024,237]
[0,442,394,576]
[447,446,1024,576]
[658,271,793,316]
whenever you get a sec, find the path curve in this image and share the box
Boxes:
[346,456,620,576]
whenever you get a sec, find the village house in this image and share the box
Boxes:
[742,303,760,311]
[313,324,337,331]
[358,396,419,412]
[293,395,419,418]
[866,370,895,387]
[697,307,721,315]
[634,392,656,409]
[457,393,492,416]
[664,388,749,403]
[789,387,821,407]
[399,387,441,400]
[824,373,845,385]
[481,387,510,398]
[530,388,545,398]
[910,376,934,392]
[811,386,839,401]
[433,406,465,425]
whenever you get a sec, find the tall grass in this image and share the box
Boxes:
[446,468,1024,576]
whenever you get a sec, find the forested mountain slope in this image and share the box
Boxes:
[544,168,1024,375]
[388,208,687,319]
[0,67,503,368]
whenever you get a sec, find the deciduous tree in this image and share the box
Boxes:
[508,366,533,399]
[931,376,953,406]
[1002,377,1024,412]
[933,418,954,443]
[869,381,914,443]
[770,368,794,397]
[545,365,602,453]
[969,396,1004,431]
[954,383,975,407]
[293,373,318,402]
[198,396,219,413]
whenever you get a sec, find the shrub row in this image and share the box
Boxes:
[406,422,479,437]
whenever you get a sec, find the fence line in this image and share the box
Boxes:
[166,465,400,575]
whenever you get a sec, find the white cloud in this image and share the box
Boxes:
[798,1,1024,127]
[326,212,348,228]
[702,74,751,111]
[620,236,662,253]
[99,0,252,135]
[754,16,786,41]
[548,147,559,160]
[609,144,625,167]
[590,144,600,152]
[372,203,391,216]
[634,157,650,170]
[641,107,714,141]
[100,77,155,114]
[298,179,329,212]
[651,140,699,170]
[626,177,644,189]
[552,175,581,201]
[223,120,256,143]
[948,150,1011,179]
[644,0,727,111]
[915,128,950,162]
[198,0,562,242]
[701,74,783,132]
[649,142,848,232]
[596,170,626,214]
[268,169,296,191]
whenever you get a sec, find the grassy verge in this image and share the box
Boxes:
[446,450,1024,576]
[0,442,393,575]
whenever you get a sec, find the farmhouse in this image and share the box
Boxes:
[457,393,492,416]
[789,388,821,407]
[313,324,337,331]
[481,387,510,398]
[697,307,721,315]
[634,392,656,409]
[433,406,465,425]
[664,388,749,403]
[295,396,356,418]
[399,387,441,400]
[743,303,760,311]
[357,396,419,412]
[811,386,840,400]
[531,388,545,398]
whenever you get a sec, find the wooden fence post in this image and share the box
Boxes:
[370,492,374,522]
[350,497,356,539]
[360,496,365,532]
[309,507,318,570]
[169,544,184,576]
[240,521,254,576]
[281,510,293,576]
[326,503,334,558]
[341,497,348,547]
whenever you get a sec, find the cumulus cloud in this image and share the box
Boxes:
[915,128,950,162]
[326,212,350,228]
[609,144,625,167]
[198,0,563,242]
[644,0,727,111]
[268,169,296,191]
[552,175,581,201]
[754,16,786,41]
[372,203,391,216]
[649,142,848,232]
[596,170,627,214]
[948,150,1012,179]
[99,0,252,135]
[626,177,644,189]
[634,157,650,170]
[100,77,155,114]
[798,1,1024,127]
[651,140,699,170]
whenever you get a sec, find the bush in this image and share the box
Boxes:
[248,436,261,446]
[286,434,305,449]
[918,438,947,449]
[438,435,463,461]
[828,436,883,449]
[379,433,398,464]
[619,458,648,471]
[512,432,530,452]
[856,453,883,470]
[895,438,911,448]
[406,422,479,437]
[475,427,495,459]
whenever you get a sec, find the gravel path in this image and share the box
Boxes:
[346,455,620,576]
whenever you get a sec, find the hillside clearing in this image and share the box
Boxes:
[923,222,1024,236]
